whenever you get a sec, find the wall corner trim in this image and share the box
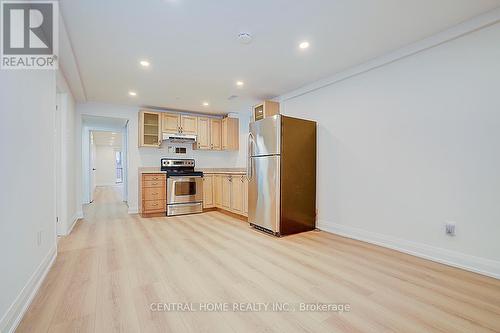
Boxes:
[278,7,500,102]
[0,246,57,333]
[317,220,500,279]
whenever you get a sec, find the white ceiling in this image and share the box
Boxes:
[92,131,122,148]
[60,0,500,114]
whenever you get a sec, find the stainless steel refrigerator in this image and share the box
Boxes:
[247,115,316,236]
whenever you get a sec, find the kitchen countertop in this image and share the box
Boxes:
[138,167,166,174]
[138,167,246,175]
[198,168,246,175]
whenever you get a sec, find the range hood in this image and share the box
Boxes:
[162,132,197,143]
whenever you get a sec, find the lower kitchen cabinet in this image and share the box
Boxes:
[214,175,222,207]
[202,175,214,208]
[203,172,248,218]
[221,175,232,210]
[139,173,166,217]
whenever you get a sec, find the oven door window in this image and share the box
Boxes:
[174,181,197,196]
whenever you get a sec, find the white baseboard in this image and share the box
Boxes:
[317,220,500,279]
[0,246,57,333]
[128,206,138,214]
[66,212,83,235]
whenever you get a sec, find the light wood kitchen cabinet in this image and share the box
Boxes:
[163,113,197,135]
[162,113,180,134]
[222,117,239,151]
[230,175,244,214]
[139,110,162,147]
[139,173,166,216]
[196,117,210,149]
[195,117,222,150]
[210,118,222,150]
[204,173,247,218]
[221,175,232,210]
[214,175,222,207]
[253,100,279,121]
[180,115,197,134]
[202,175,214,208]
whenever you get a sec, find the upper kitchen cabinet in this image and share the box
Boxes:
[162,113,180,134]
[180,115,197,135]
[194,117,222,150]
[162,113,197,134]
[253,100,279,122]
[139,110,161,147]
[222,117,239,151]
[210,118,222,150]
[196,117,210,149]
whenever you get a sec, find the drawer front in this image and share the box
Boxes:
[143,187,166,200]
[143,180,165,188]
[143,174,166,182]
[143,200,166,212]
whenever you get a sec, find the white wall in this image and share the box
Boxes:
[95,145,118,186]
[279,23,500,277]
[56,71,79,235]
[76,102,250,213]
[0,70,57,331]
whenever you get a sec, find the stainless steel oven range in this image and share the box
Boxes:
[161,158,203,216]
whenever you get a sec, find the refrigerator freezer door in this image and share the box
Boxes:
[248,155,280,234]
[249,115,281,157]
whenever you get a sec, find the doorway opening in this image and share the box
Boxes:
[82,115,128,206]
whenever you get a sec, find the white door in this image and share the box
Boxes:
[89,132,96,202]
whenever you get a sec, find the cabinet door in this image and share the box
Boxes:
[214,175,222,207]
[222,118,228,150]
[196,117,210,149]
[181,115,197,135]
[230,174,243,214]
[222,175,232,209]
[210,118,222,150]
[139,111,161,147]
[243,175,248,217]
[203,175,214,208]
[222,117,239,151]
[162,113,180,133]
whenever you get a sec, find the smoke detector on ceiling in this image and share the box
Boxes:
[237,32,253,44]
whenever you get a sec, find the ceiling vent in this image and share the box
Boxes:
[227,95,238,100]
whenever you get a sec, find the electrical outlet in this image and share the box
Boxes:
[445,221,456,236]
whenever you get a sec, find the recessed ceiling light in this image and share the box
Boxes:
[202,102,209,106]
[299,41,310,49]
[129,91,137,96]
[236,81,244,87]
[139,60,150,67]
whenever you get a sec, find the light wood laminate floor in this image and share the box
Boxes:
[17,186,500,332]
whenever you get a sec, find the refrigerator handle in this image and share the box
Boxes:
[247,132,254,180]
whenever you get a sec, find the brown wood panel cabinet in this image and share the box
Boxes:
[139,173,166,217]
[253,100,279,122]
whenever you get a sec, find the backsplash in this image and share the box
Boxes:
[137,141,245,169]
